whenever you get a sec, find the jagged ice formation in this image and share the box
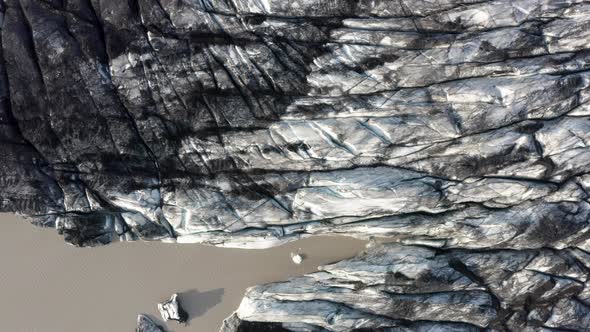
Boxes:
[221,243,590,331]
[2,0,590,329]
[2,0,590,249]
[136,314,165,332]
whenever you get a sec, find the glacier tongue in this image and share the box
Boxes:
[2,0,590,248]
[1,0,590,330]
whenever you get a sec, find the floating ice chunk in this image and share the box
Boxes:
[136,314,165,332]
[291,249,305,264]
[157,293,188,324]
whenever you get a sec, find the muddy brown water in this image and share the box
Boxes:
[0,213,368,332]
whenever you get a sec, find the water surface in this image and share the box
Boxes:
[0,214,367,332]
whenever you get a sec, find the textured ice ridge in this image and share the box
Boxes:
[2,0,590,251]
[2,0,590,329]
[221,243,590,331]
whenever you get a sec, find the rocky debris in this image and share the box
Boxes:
[136,314,165,332]
[224,243,590,331]
[157,293,188,324]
